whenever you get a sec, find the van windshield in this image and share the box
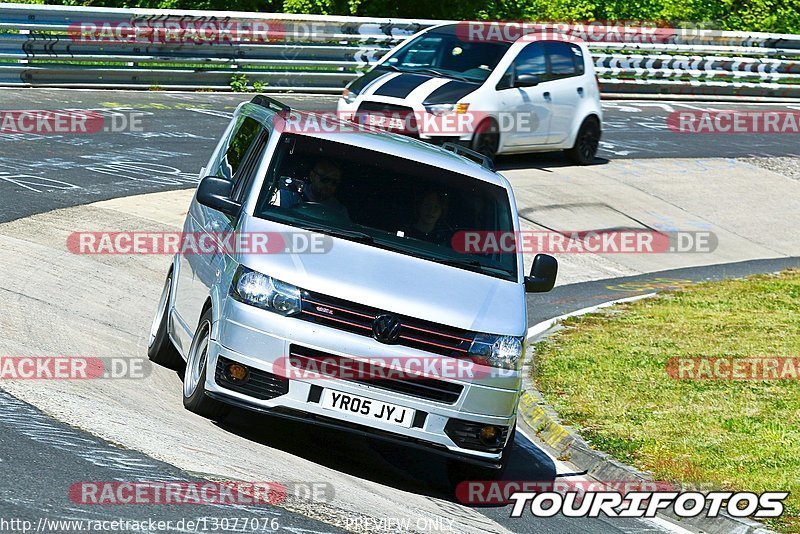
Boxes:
[253,134,517,281]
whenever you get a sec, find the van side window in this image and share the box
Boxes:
[231,128,269,203]
[546,42,584,79]
[208,116,268,204]
[210,116,262,182]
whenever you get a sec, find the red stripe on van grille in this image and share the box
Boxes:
[299,291,474,357]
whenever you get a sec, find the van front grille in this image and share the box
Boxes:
[299,289,475,358]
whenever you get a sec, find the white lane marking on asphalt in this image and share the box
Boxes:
[598,141,631,156]
[186,108,234,119]
[0,173,81,193]
[628,103,676,112]
[673,103,716,111]
[526,293,657,340]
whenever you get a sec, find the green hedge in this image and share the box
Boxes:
[281,0,800,34]
[8,0,800,34]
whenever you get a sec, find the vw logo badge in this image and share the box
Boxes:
[372,314,402,344]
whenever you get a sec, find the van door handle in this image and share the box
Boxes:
[543,92,551,101]
[577,87,584,95]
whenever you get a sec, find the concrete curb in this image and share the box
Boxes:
[518,301,775,534]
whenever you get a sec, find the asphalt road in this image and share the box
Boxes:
[1,89,799,223]
[4,251,797,533]
[0,389,345,534]
[0,88,797,533]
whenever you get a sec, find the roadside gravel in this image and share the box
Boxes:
[740,156,800,181]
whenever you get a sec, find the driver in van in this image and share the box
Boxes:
[278,159,349,219]
[404,190,455,245]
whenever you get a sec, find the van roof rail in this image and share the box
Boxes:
[250,95,291,117]
[441,142,495,171]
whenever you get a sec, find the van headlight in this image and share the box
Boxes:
[468,333,524,369]
[231,266,301,316]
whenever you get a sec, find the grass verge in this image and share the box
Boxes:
[533,269,800,532]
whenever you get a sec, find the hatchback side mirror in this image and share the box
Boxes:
[525,254,558,293]
[514,73,541,87]
[196,176,241,217]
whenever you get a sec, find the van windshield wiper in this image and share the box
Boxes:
[429,257,514,276]
[298,224,374,244]
[414,256,486,274]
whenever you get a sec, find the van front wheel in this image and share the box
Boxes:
[183,309,230,420]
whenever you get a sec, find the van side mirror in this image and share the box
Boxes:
[525,254,558,293]
[196,176,241,217]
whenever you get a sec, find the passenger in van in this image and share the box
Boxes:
[404,190,455,245]
[279,159,349,219]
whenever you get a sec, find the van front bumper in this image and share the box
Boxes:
[205,298,522,465]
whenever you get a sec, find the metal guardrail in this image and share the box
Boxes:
[1,3,799,98]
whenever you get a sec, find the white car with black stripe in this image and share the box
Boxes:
[337,23,603,165]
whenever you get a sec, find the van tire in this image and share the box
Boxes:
[147,271,183,370]
[183,309,230,420]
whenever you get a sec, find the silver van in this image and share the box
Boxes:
[148,96,557,482]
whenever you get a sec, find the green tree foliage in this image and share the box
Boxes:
[43,0,282,11]
[280,0,800,33]
[7,0,797,33]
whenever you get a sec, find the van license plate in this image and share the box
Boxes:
[320,389,414,428]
